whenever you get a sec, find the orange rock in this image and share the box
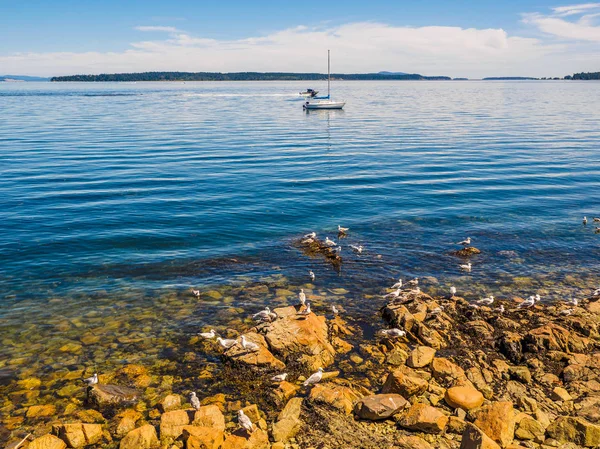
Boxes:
[445,386,485,411]
[308,383,362,414]
[474,401,515,448]
[193,405,225,432]
[398,403,448,434]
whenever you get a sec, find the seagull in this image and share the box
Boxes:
[460,262,472,272]
[331,305,339,315]
[583,217,588,225]
[469,304,480,309]
[568,297,579,307]
[298,302,311,316]
[476,295,494,305]
[380,328,406,338]
[304,232,317,239]
[518,296,536,309]
[217,337,238,349]
[238,409,254,433]
[338,225,349,234]
[83,373,98,386]
[303,367,324,386]
[240,335,260,352]
[271,373,288,382]
[333,246,342,255]
[497,305,505,313]
[407,278,419,287]
[309,270,315,281]
[413,286,421,294]
[450,286,457,297]
[391,279,403,289]
[595,227,600,234]
[349,244,363,254]
[253,307,272,321]
[299,289,306,306]
[190,392,201,410]
[324,237,336,247]
[199,329,216,339]
[593,288,600,296]
[457,237,471,246]
[561,308,574,316]
[384,288,401,299]
[594,218,600,222]
[535,294,541,302]
[192,290,201,298]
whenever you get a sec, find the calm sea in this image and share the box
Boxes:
[1,80,600,311]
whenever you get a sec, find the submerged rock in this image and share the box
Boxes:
[88,384,140,407]
[452,247,482,257]
[28,434,67,449]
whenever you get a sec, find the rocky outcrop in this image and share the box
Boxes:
[406,346,436,368]
[160,409,191,439]
[28,435,67,449]
[473,401,515,448]
[55,423,103,447]
[353,393,408,420]
[398,403,448,434]
[546,416,600,447]
[182,425,224,449]
[460,424,501,449]
[119,425,159,449]
[381,370,428,397]
[224,332,285,370]
[272,397,302,442]
[308,383,362,414]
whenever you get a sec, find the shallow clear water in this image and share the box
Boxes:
[1,80,600,393]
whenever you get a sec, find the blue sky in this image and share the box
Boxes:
[1,1,600,77]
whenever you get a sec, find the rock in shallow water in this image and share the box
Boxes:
[88,384,140,407]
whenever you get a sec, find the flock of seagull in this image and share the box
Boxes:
[582,216,600,233]
[184,220,599,433]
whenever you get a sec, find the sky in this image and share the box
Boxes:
[1,0,600,78]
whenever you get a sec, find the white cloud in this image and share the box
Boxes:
[524,3,600,41]
[0,15,597,78]
[134,26,180,32]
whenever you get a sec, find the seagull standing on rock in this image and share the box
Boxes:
[391,279,403,289]
[303,367,324,386]
[217,337,238,349]
[460,262,472,272]
[384,288,401,299]
[299,289,306,306]
[199,329,216,339]
[450,286,457,297]
[304,232,317,239]
[380,328,406,338]
[298,303,311,317]
[324,237,336,247]
[407,278,419,288]
[309,270,315,281]
[238,410,254,433]
[83,373,98,386]
[190,392,201,410]
[241,336,260,352]
[338,225,349,234]
[253,307,272,321]
[331,305,339,315]
[457,237,471,246]
[271,373,288,382]
[192,289,201,298]
[593,288,600,296]
[476,295,494,306]
[518,296,536,309]
[497,305,505,313]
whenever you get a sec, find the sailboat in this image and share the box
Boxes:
[303,50,345,110]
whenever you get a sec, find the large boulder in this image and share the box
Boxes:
[193,405,225,431]
[119,425,159,449]
[272,397,303,442]
[382,370,428,397]
[28,435,67,449]
[445,386,484,411]
[88,384,140,407]
[224,332,285,370]
[514,416,545,442]
[222,428,270,449]
[546,416,600,447]
[398,403,448,434]
[473,401,515,448]
[460,424,501,449]
[524,324,588,353]
[55,423,103,447]
[160,409,191,439]
[265,306,336,370]
[354,393,407,420]
[182,425,224,449]
[308,383,362,414]
[113,409,143,438]
[431,357,466,384]
[407,346,436,368]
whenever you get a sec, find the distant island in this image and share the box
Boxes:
[570,72,600,80]
[50,71,451,82]
[482,77,538,80]
[0,75,49,82]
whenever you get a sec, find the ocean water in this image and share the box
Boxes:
[1,80,600,399]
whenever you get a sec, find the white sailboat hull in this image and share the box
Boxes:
[303,100,345,110]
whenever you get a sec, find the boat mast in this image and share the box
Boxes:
[327,49,331,98]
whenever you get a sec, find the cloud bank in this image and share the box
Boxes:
[1,4,599,78]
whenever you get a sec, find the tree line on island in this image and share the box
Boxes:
[46,71,600,82]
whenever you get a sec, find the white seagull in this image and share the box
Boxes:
[271,373,288,382]
[309,270,315,281]
[338,225,349,234]
[331,305,339,315]
[561,308,574,316]
[391,279,403,289]
[476,295,494,306]
[324,237,336,247]
[303,367,324,386]
[518,296,536,309]
[568,297,579,307]
[192,289,201,298]
[535,294,541,302]
[299,289,306,306]
[190,392,201,410]
[253,307,272,321]
[304,232,317,239]
[199,329,216,339]
[238,409,254,433]
[497,305,505,313]
[583,217,588,225]
[460,262,472,272]
[298,302,311,316]
[450,286,457,297]
[350,244,363,254]
[457,237,471,246]
[217,337,238,349]
[240,335,260,352]
[594,217,600,222]
[384,288,402,299]
[380,328,406,337]
[593,288,600,296]
[407,278,419,287]
[83,373,98,386]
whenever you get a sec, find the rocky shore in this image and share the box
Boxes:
[4,275,600,449]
